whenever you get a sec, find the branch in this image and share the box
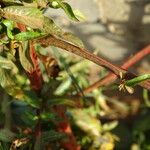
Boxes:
[16,23,43,93]
[37,35,126,76]
[37,35,150,91]
[53,106,80,150]
[80,45,150,95]
[27,42,43,92]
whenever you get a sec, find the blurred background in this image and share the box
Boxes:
[46,0,150,62]
[44,1,150,149]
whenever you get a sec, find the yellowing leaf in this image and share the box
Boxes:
[2,6,44,29]
[0,68,39,108]
[71,109,101,137]
[0,55,18,74]
[18,41,34,73]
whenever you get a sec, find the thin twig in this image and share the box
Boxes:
[81,45,150,95]
[37,35,150,91]
[53,106,81,150]
[37,35,126,76]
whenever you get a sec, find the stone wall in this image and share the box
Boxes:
[95,0,150,44]
[45,0,150,61]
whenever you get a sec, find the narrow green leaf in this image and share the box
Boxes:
[125,74,150,87]
[2,20,14,39]
[102,121,118,132]
[54,78,72,95]
[15,31,46,41]
[2,19,14,30]
[6,28,14,39]
[50,0,79,21]
[59,2,79,21]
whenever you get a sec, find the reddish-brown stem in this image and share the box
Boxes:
[37,35,126,76]
[37,35,150,91]
[81,45,150,95]
[122,45,150,69]
[17,23,43,144]
[16,23,26,32]
[16,23,43,92]
[27,42,43,92]
[53,106,80,150]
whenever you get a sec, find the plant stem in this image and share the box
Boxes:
[37,35,150,91]
[53,105,80,150]
[81,45,150,95]
[37,35,126,76]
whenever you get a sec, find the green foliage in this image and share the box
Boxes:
[15,31,45,41]
[0,129,16,142]
[126,74,150,87]
[18,41,34,73]
[0,0,149,149]
[2,19,14,39]
[50,0,79,21]
[2,6,44,29]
